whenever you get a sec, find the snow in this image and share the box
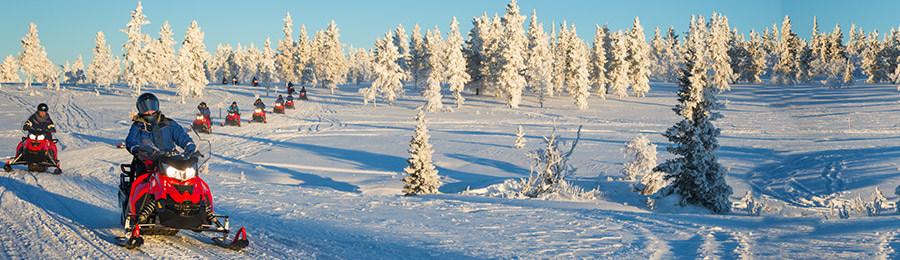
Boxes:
[2,79,900,258]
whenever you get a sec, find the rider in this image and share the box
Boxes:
[286,94,294,103]
[287,82,295,95]
[228,102,239,114]
[275,95,284,105]
[254,98,266,109]
[197,102,211,118]
[23,103,57,140]
[125,93,196,176]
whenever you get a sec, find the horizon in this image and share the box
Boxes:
[1,0,899,66]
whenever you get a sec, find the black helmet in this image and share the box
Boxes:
[136,93,159,114]
[37,103,48,112]
[278,95,283,98]
[232,101,237,105]
[200,102,207,106]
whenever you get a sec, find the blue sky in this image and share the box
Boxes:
[1,0,898,65]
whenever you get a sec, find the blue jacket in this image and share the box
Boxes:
[276,97,284,104]
[126,114,196,156]
[198,106,211,116]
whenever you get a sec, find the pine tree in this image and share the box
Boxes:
[314,20,348,93]
[483,14,504,97]
[275,13,298,85]
[649,27,666,82]
[446,17,471,108]
[628,17,651,97]
[526,11,553,107]
[346,46,373,85]
[590,25,609,99]
[371,32,404,106]
[0,55,19,82]
[423,28,444,112]
[175,21,210,103]
[146,21,177,89]
[567,27,591,110]
[515,125,527,149]
[551,22,569,96]
[19,22,55,91]
[464,15,489,95]
[654,15,732,214]
[410,24,428,89]
[121,1,152,95]
[739,30,767,83]
[260,38,279,95]
[298,25,317,88]
[402,109,441,196]
[708,13,734,91]
[497,0,528,108]
[773,15,801,85]
[64,55,86,86]
[209,44,232,83]
[608,31,630,98]
[661,26,682,83]
[392,24,410,82]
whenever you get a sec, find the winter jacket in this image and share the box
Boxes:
[126,114,196,156]
[286,96,294,102]
[254,101,266,109]
[228,105,239,114]
[276,97,284,104]
[198,106,211,117]
[23,112,56,133]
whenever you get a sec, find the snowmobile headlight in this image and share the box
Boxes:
[36,135,45,141]
[164,166,196,181]
[255,108,262,113]
[29,134,37,140]
[196,115,204,120]
[184,167,196,179]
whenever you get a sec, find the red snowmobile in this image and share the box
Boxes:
[273,102,285,114]
[116,145,248,250]
[249,108,266,123]
[285,100,295,109]
[192,114,212,134]
[251,78,259,87]
[221,111,241,127]
[297,88,308,100]
[4,130,62,174]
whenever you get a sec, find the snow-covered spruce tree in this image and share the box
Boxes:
[209,44,233,83]
[175,21,210,103]
[497,0,528,108]
[260,38,279,95]
[346,46,373,85]
[392,24,410,82]
[145,21,177,89]
[551,22,569,96]
[401,109,441,196]
[649,27,666,81]
[515,125,527,149]
[314,20,348,93]
[772,15,801,85]
[483,14,505,97]
[422,27,444,112]
[654,15,732,214]
[708,13,734,91]
[623,135,657,181]
[522,126,581,198]
[410,24,428,89]
[237,43,261,85]
[526,11,554,107]
[370,32,404,106]
[608,30,630,98]
[446,17,470,108]
[628,17,651,97]
[661,26,682,83]
[64,55,86,86]
[0,55,20,82]
[738,30,767,83]
[590,25,608,99]
[298,25,318,88]
[275,13,298,85]
[121,1,152,95]
[19,22,55,91]
[464,15,489,95]
[566,28,591,110]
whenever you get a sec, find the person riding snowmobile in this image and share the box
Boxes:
[228,102,240,114]
[286,94,294,102]
[254,98,266,109]
[197,102,211,119]
[275,95,284,105]
[23,103,56,140]
[125,93,196,177]
[287,82,295,95]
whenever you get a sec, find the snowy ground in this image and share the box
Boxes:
[2,80,900,259]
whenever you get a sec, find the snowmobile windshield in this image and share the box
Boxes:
[137,98,159,114]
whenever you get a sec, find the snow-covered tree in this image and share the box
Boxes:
[590,25,609,99]
[526,11,553,107]
[409,24,428,89]
[627,17,651,97]
[275,13,299,85]
[446,17,470,108]
[63,55,86,86]
[260,38,279,95]
[708,13,734,91]
[660,26,682,82]
[0,55,19,82]
[19,22,55,91]
[402,109,441,196]
[174,21,210,103]
[121,1,152,95]
[654,15,732,214]
[208,44,233,83]
[514,125,527,149]
[522,126,581,198]
[346,46,374,85]
[737,30,767,83]
[298,25,317,88]
[482,14,504,96]
[423,27,444,112]
[145,21,177,89]
[497,0,528,108]
[566,27,591,110]
[314,20,348,93]
[772,15,801,85]
[369,32,404,106]
[607,30,630,98]
[623,135,657,181]
[464,15,489,95]
[392,24,410,82]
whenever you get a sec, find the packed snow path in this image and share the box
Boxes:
[1,82,900,259]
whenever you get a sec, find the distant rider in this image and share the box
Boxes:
[286,94,294,103]
[287,82,295,95]
[254,98,266,109]
[197,102,211,119]
[275,95,284,105]
[228,102,240,114]
[125,93,196,176]
[23,103,57,139]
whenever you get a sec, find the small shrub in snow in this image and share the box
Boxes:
[623,135,657,181]
[869,187,888,216]
[640,170,666,196]
[514,125,526,149]
[739,191,764,216]
[521,126,581,198]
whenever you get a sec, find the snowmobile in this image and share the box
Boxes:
[273,102,285,114]
[297,88,308,100]
[221,111,241,127]
[285,100,295,109]
[4,130,62,174]
[192,114,212,134]
[251,78,259,87]
[116,140,248,250]
[249,108,266,123]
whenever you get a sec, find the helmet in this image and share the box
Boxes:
[232,101,237,105]
[200,102,207,106]
[37,103,48,112]
[136,93,159,114]
[278,95,283,98]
